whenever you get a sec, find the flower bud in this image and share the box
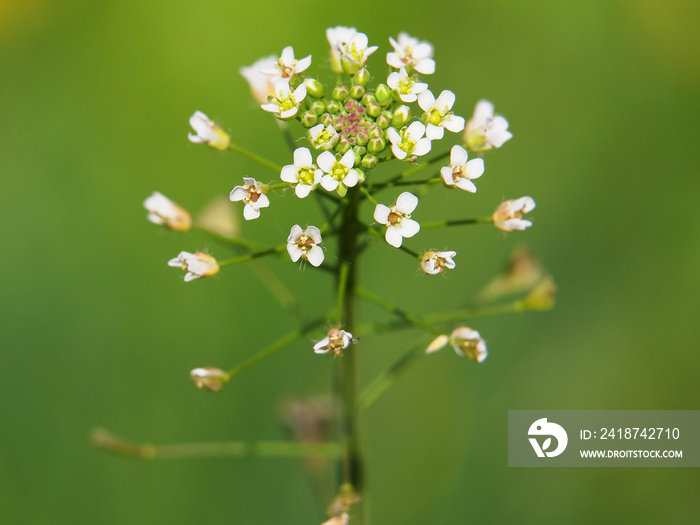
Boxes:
[353,68,371,87]
[332,85,349,102]
[368,124,383,139]
[376,111,392,129]
[319,113,334,127]
[367,136,386,154]
[361,154,378,169]
[353,145,366,159]
[356,131,369,146]
[340,54,361,75]
[188,111,230,151]
[361,93,377,106]
[326,100,342,114]
[190,367,229,392]
[304,78,325,99]
[392,105,411,128]
[349,84,365,100]
[144,192,192,232]
[375,83,392,105]
[366,100,381,118]
[336,138,352,155]
[300,111,318,127]
[308,100,326,116]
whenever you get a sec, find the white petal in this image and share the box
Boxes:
[386,53,402,69]
[444,115,465,133]
[406,121,426,139]
[414,58,435,75]
[317,151,335,173]
[287,244,303,262]
[385,226,403,248]
[391,144,407,159]
[256,194,270,209]
[413,138,432,157]
[295,183,313,198]
[473,100,495,126]
[292,84,307,102]
[188,133,205,144]
[455,179,477,193]
[450,144,469,166]
[436,90,455,109]
[296,55,312,73]
[343,169,359,188]
[425,124,444,141]
[280,165,298,183]
[373,204,391,225]
[183,272,200,282]
[466,158,485,179]
[320,175,338,191]
[417,90,436,112]
[514,196,536,213]
[229,186,248,202]
[340,149,355,168]
[294,147,313,167]
[398,218,420,238]
[306,246,324,267]
[305,226,322,244]
[260,103,280,114]
[395,192,418,214]
[243,204,260,220]
[440,166,455,185]
[288,224,303,243]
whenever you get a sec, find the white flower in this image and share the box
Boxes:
[167,251,219,282]
[386,122,432,160]
[440,145,485,193]
[314,328,353,355]
[492,197,536,232]
[239,55,278,104]
[229,177,270,220]
[260,78,307,120]
[317,149,361,197]
[258,46,312,79]
[386,67,428,103]
[280,148,322,198]
[418,89,465,140]
[464,100,513,151]
[190,367,229,392]
[373,192,420,248]
[426,334,449,354]
[387,32,435,75]
[287,225,324,267]
[334,30,378,74]
[188,111,230,150]
[449,327,488,362]
[143,192,192,232]
[308,124,339,151]
[420,250,457,275]
[326,26,357,74]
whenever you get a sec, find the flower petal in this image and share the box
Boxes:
[395,192,418,214]
[373,204,391,224]
[398,218,420,238]
[306,246,324,267]
[385,226,403,248]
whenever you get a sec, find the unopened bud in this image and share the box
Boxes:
[353,68,371,87]
[190,367,229,392]
[361,93,377,107]
[353,145,366,159]
[366,100,381,118]
[367,136,386,154]
[361,154,378,169]
[326,100,342,114]
[356,131,369,146]
[377,111,392,129]
[332,85,349,102]
[349,84,365,100]
[392,105,411,128]
[375,83,392,105]
[304,78,325,98]
[300,111,318,127]
[319,113,334,127]
[308,100,326,116]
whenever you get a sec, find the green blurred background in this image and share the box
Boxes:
[2,0,699,523]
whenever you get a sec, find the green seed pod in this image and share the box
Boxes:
[304,78,325,99]
[332,85,349,102]
[392,105,411,128]
[353,68,371,87]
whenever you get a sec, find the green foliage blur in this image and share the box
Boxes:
[2,0,699,523]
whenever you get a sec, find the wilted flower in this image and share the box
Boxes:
[373,192,420,248]
[143,192,192,232]
[387,32,435,75]
[314,328,353,355]
[492,197,535,232]
[308,123,339,151]
[418,89,465,140]
[167,251,219,282]
[387,122,432,160]
[318,149,361,197]
[440,145,484,193]
[464,99,512,151]
[229,177,270,220]
[239,55,278,104]
[190,367,229,392]
[258,46,312,79]
[287,225,324,267]
[188,111,230,150]
[449,327,488,362]
[280,148,322,198]
[420,250,457,275]
[386,66,428,103]
[260,78,307,119]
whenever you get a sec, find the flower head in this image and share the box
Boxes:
[420,250,457,275]
[280,147,322,198]
[387,32,435,75]
[143,192,192,232]
[167,251,219,282]
[318,149,361,197]
[387,122,432,160]
[258,46,311,80]
[464,100,513,151]
[314,328,353,356]
[333,29,378,75]
[449,327,488,362]
[229,177,270,220]
[386,67,428,103]
[440,145,485,193]
[308,124,339,151]
[190,367,229,392]
[239,55,278,104]
[287,225,324,267]
[188,111,230,150]
[373,192,420,248]
[260,78,307,120]
[492,197,535,232]
[418,89,465,140]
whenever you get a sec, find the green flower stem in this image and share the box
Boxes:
[218,244,286,267]
[359,343,425,410]
[354,286,442,337]
[421,298,527,324]
[358,186,379,206]
[365,177,443,192]
[420,216,493,229]
[228,143,282,173]
[192,224,269,251]
[267,182,288,190]
[92,427,342,460]
[226,317,326,379]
